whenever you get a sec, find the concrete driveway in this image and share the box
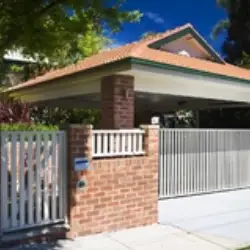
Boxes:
[159,188,250,249]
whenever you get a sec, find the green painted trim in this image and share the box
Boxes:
[130,57,250,85]
[149,27,224,64]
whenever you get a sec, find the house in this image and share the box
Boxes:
[3,23,250,241]
[1,50,35,87]
[8,23,250,128]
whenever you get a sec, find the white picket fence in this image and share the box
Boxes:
[0,131,67,233]
[92,129,145,158]
[159,129,250,199]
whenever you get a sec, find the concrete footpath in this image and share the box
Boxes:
[7,224,247,250]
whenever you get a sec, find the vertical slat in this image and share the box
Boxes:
[103,133,108,155]
[202,131,206,192]
[214,130,218,191]
[171,130,175,197]
[97,134,102,156]
[159,130,163,197]
[174,130,178,196]
[58,133,64,219]
[19,133,25,227]
[179,130,185,195]
[163,130,167,197]
[110,133,114,155]
[166,130,170,197]
[127,133,132,154]
[35,133,42,224]
[51,133,57,221]
[43,133,49,221]
[27,134,34,225]
[1,133,9,230]
[183,131,187,195]
[11,133,17,228]
[122,133,126,154]
[186,131,190,194]
[217,130,221,191]
[206,130,209,192]
[132,133,137,153]
[189,130,193,194]
[116,133,120,154]
[63,132,67,222]
[193,130,197,193]
[138,132,143,153]
[92,133,96,156]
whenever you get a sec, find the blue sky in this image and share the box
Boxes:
[113,0,227,53]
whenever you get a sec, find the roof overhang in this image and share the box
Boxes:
[9,57,250,104]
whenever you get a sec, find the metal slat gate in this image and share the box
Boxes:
[159,129,250,199]
[0,131,67,234]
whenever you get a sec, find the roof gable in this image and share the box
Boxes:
[148,26,224,64]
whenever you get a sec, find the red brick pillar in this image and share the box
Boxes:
[67,124,92,238]
[100,74,135,129]
[140,125,159,224]
[66,124,159,238]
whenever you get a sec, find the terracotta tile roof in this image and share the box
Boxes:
[10,23,250,91]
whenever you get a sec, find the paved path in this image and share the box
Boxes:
[7,224,247,250]
[159,189,250,246]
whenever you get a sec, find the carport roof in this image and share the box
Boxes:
[10,23,250,91]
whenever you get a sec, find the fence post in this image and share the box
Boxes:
[140,124,159,223]
[0,131,2,239]
[66,124,92,238]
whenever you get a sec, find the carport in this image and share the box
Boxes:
[9,24,250,128]
[8,24,250,240]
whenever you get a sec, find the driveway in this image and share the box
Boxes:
[159,188,250,249]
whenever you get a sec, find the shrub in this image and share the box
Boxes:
[0,94,30,123]
[0,123,59,131]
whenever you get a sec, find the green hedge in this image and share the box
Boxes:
[0,123,59,131]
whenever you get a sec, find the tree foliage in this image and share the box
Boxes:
[0,0,141,61]
[213,0,250,64]
[0,0,142,127]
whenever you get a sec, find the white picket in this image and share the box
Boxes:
[1,131,66,233]
[92,129,145,158]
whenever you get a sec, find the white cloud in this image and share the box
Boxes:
[145,12,165,24]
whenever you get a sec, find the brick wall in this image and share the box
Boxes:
[100,74,135,129]
[67,125,158,238]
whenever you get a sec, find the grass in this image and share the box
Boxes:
[238,247,250,250]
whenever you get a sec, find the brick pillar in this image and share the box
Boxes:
[66,124,159,238]
[100,74,134,129]
[67,124,92,238]
[140,125,159,224]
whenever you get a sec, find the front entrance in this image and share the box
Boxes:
[0,131,67,234]
[159,129,250,199]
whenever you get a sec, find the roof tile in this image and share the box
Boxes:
[10,23,250,90]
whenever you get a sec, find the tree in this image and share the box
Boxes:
[211,0,230,39]
[0,0,141,61]
[212,0,250,64]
